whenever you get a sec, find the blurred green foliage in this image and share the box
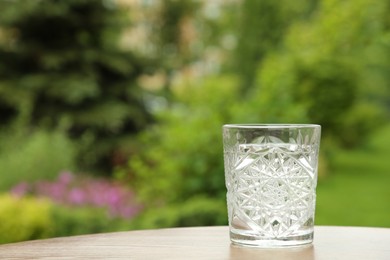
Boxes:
[129,197,227,229]
[234,0,318,92]
[121,0,389,228]
[126,76,239,205]
[149,0,204,101]
[51,205,124,237]
[316,125,390,227]
[0,194,54,243]
[0,194,227,244]
[124,73,311,225]
[275,0,389,146]
[0,194,125,244]
[0,0,389,242]
[0,0,152,173]
[0,130,76,191]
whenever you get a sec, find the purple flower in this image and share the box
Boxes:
[58,171,74,185]
[11,182,30,197]
[117,205,140,219]
[36,181,66,203]
[9,171,142,219]
[68,188,85,205]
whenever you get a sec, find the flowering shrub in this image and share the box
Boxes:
[0,194,53,244]
[11,172,141,219]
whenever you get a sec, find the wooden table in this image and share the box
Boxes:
[0,226,389,259]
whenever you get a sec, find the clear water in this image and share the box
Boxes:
[225,143,318,247]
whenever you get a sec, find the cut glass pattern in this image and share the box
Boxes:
[224,132,319,238]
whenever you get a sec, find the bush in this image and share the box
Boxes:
[0,130,76,191]
[11,171,141,219]
[0,193,136,244]
[339,102,385,147]
[129,197,227,230]
[0,0,152,173]
[125,76,240,205]
[5,171,142,241]
[120,0,388,229]
[270,0,389,147]
[0,194,54,244]
[122,74,308,208]
[51,206,127,237]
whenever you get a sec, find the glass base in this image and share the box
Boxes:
[230,230,313,248]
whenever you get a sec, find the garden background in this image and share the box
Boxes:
[0,0,389,244]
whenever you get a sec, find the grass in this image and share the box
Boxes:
[315,124,390,227]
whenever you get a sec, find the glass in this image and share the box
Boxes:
[222,124,321,247]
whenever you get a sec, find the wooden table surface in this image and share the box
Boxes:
[0,226,389,259]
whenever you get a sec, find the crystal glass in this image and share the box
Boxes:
[222,124,321,247]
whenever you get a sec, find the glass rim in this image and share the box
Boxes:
[223,124,321,129]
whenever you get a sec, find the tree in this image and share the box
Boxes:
[233,0,318,94]
[152,0,201,102]
[256,0,388,146]
[0,0,152,173]
[126,0,390,210]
